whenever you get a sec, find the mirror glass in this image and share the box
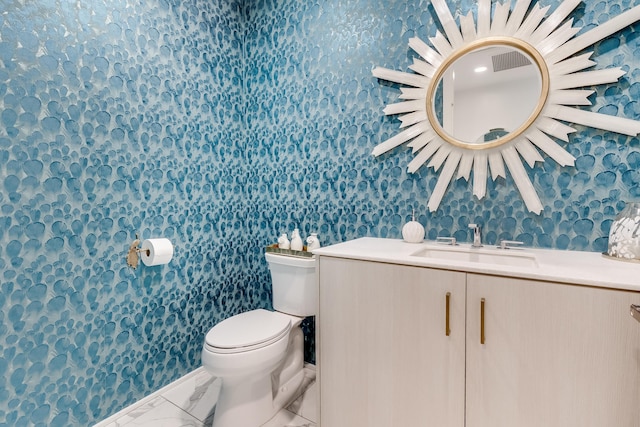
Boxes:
[432,44,543,146]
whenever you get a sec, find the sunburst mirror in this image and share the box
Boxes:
[373,0,640,214]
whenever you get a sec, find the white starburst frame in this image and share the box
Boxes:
[372,0,640,214]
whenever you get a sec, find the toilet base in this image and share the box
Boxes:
[271,368,305,418]
[211,359,306,427]
[209,326,306,427]
[212,373,273,427]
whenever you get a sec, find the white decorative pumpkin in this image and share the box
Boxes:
[402,211,425,243]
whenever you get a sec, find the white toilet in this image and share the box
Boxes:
[201,252,316,427]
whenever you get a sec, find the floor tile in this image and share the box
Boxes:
[162,369,221,422]
[96,365,317,427]
[261,409,315,427]
[286,381,316,423]
[112,396,204,427]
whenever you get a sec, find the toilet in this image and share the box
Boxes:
[201,252,316,427]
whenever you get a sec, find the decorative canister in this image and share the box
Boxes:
[402,210,425,243]
[277,233,290,249]
[607,202,640,261]
[290,228,303,251]
[306,233,321,250]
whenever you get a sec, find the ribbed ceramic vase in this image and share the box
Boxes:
[402,210,425,244]
[607,202,640,261]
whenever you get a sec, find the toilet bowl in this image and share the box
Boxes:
[201,253,316,427]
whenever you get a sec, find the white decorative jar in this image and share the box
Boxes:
[277,233,290,249]
[607,202,640,261]
[306,233,321,250]
[402,211,425,244]
[290,228,303,251]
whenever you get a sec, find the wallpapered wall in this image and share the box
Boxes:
[246,0,640,255]
[1,0,639,425]
[0,0,266,425]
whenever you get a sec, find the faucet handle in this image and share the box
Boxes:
[436,237,457,246]
[468,223,478,230]
[498,240,524,250]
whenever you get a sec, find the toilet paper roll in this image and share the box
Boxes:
[141,238,174,266]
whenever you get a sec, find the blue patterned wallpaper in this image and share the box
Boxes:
[0,0,271,425]
[1,0,640,425]
[245,0,640,256]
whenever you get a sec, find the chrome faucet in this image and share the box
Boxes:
[468,223,482,248]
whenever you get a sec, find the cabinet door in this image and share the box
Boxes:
[466,274,640,427]
[318,257,466,427]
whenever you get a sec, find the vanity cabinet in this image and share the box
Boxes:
[466,274,640,427]
[318,257,466,427]
[318,256,640,427]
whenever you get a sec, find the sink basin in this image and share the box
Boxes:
[411,246,538,268]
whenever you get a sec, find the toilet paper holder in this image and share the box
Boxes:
[127,235,175,268]
[127,236,150,269]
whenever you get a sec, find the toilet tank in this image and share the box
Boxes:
[265,252,317,316]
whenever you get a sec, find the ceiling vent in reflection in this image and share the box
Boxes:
[491,50,532,72]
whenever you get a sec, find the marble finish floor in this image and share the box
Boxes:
[94,365,317,427]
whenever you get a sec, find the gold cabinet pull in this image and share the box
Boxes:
[445,292,451,336]
[480,298,486,345]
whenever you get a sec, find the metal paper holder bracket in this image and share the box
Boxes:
[127,237,151,269]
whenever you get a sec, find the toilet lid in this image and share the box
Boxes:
[205,309,291,353]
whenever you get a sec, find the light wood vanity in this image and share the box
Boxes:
[314,238,640,427]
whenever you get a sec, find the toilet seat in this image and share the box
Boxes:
[205,309,291,354]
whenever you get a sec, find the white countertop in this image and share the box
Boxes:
[313,237,640,292]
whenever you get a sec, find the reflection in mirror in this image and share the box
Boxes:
[433,45,542,145]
